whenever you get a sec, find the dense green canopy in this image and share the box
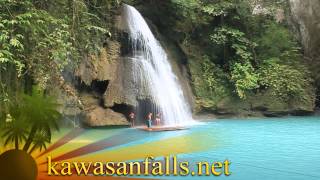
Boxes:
[0,0,317,117]
[135,0,314,111]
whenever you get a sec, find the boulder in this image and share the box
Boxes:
[83,107,129,126]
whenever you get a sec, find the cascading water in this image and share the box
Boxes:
[122,4,193,126]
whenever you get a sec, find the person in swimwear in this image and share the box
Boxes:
[155,113,161,126]
[128,112,135,127]
[146,112,152,128]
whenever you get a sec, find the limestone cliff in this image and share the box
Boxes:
[289,0,320,60]
[56,1,320,126]
[66,7,194,126]
[74,41,130,126]
[288,0,320,106]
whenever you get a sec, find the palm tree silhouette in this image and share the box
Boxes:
[1,90,61,153]
[28,129,51,154]
[2,103,29,149]
[21,92,61,152]
[2,116,28,149]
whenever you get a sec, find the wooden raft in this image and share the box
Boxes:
[138,126,189,132]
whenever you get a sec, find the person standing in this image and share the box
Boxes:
[146,112,152,128]
[155,113,161,126]
[129,112,135,127]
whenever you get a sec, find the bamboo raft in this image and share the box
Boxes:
[138,126,189,132]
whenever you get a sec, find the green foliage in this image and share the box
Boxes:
[1,114,28,149]
[0,0,316,117]
[21,88,61,150]
[171,0,234,18]
[210,26,256,63]
[28,129,51,154]
[255,22,301,61]
[210,27,258,98]
[171,0,201,20]
[0,83,10,107]
[69,0,112,54]
[201,1,234,16]
[169,0,236,44]
[200,56,229,97]
[164,0,314,107]
[0,0,70,77]
[1,88,61,153]
[0,0,115,90]
[231,62,259,98]
[191,55,231,110]
[253,21,310,102]
[258,59,313,101]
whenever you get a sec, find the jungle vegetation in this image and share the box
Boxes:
[0,0,119,153]
[0,0,317,151]
[132,0,315,112]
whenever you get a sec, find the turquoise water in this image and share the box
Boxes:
[126,116,320,180]
[176,116,320,180]
[50,116,319,180]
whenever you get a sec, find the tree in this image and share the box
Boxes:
[0,0,111,91]
[1,114,28,149]
[28,130,51,154]
[1,0,118,154]
[231,62,259,98]
[258,59,313,101]
[22,91,61,152]
[1,89,61,152]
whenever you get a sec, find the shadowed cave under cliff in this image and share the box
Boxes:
[110,99,163,125]
[76,79,109,107]
[75,78,164,124]
[81,80,109,96]
[110,103,133,119]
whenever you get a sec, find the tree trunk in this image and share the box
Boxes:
[15,136,19,149]
[23,125,37,152]
[28,144,37,154]
[24,73,33,95]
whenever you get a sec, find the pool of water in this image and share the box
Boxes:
[176,116,320,180]
[38,116,320,180]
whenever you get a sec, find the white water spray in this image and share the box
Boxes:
[122,4,193,126]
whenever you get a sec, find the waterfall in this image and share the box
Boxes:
[122,4,193,126]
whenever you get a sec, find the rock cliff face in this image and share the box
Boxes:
[289,0,320,60]
[74,41,130,126]
[288,0,320,106]
[64,9,194,126]
[57,1,320,126]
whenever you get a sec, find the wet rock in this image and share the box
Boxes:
[73,40,142,126]
[83,107,129,126]
[75,41,120,86]
[80,93,101,108]
[54,76,82,117]
[290,109,314,116]
[103,56,153,108]
[262,111,289,117]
